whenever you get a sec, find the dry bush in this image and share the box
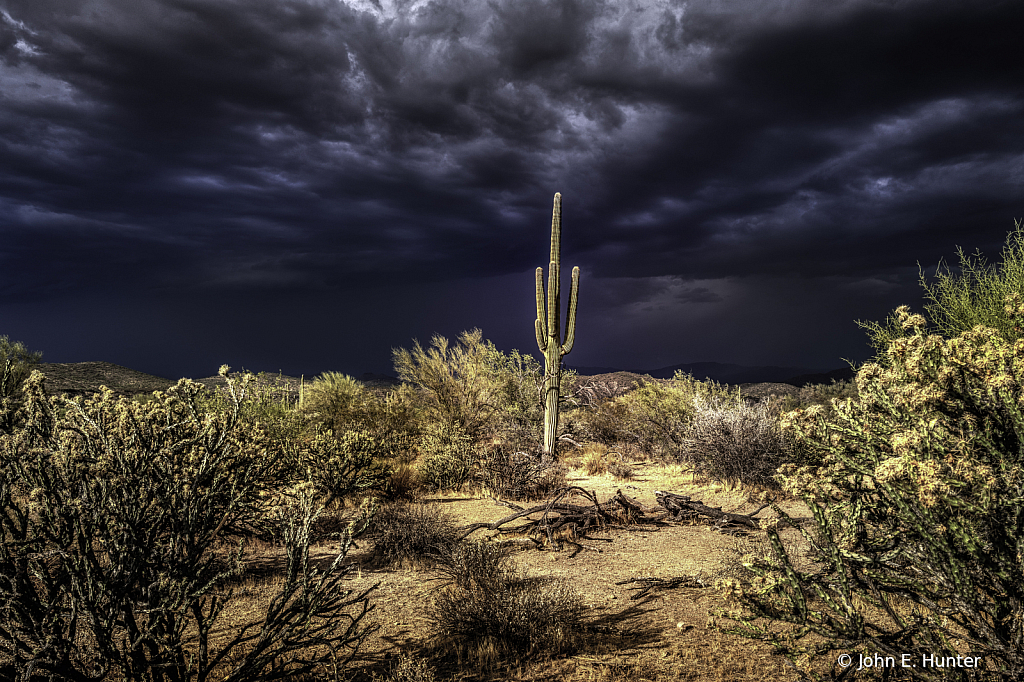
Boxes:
[383,462,424,501]
[577,374,742,460]
[429,540,515,590]
[429,543,586,663]
[607,460,634,480]
[372,652,443,682]
[480,445,567,500]
[580,444,609,475]
[682,398,789,489]
[366,503,461,569]
[574,398,633,446]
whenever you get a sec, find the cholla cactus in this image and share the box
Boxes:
[718,306,1024,680]
[535,193,580,457]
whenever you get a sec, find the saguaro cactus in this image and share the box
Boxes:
[535,192,580,457]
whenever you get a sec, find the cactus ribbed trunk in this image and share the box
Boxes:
[535,192,580,457]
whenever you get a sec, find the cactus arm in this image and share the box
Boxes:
[561,266,580,355]
[535,267,548,349]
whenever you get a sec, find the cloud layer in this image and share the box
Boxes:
[1,0,1022,376]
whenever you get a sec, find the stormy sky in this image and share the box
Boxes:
[1,0,1022,380]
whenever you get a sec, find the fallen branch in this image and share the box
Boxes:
[655,490,770,532]
[460,487,664,556]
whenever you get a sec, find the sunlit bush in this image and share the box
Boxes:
[0,335,42,434]
[580,372,741,460]
[720,308,1024,680]
[683,398,790,489]
[0,367,377,680]
[418,421,478,492]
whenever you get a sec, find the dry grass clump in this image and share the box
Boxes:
[578,444,635,479]
[372,652,444,682]
[366,502,461,568]
[383,462,424,500]
[429,541,587,666]
[580,444,610,475]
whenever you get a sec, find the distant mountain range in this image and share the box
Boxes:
[33,360,857,397]
[567,361,857,386]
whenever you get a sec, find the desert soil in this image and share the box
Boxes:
[298,465,818,681]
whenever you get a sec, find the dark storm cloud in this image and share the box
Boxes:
[1,0,1022,374]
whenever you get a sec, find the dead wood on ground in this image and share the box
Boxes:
[459,486,664,557]
[655,490,771,534]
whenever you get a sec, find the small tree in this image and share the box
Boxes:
[392,329,499,442]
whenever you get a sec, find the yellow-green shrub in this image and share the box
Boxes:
[418,422,477,492]
[582,372,741,460]
[721,307,1024,680]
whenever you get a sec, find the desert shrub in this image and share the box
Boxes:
[373,652,442,682]
[298,374,421,465]
[419,422,477,492]
[719,307,1024,680]
[393,330,576,449]
[591,373,742,459]
[682,398,790,489]
[575,396,631,445]
[430,540,516,590]
[485,347,546,445]
[393,329,501,442]
[367,502,461,568]
[299,428,393,507]
[608,460,634,480]
[0,335,42,434]
[299,371,366,426]
[480,445,567,500]
[580,444,610,475]
[383,461,424,500]
[0,367,377,681]
[430,547,586,661]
